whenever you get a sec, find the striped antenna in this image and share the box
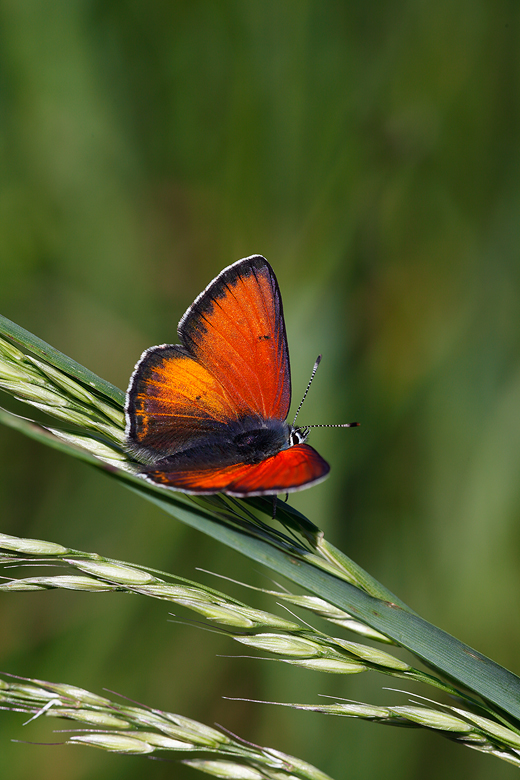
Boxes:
[293,355,359,429]
[292,356,322,426]
[305,422,360,428]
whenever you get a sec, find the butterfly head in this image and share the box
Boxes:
[288,425,310,446]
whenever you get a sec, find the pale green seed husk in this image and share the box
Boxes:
[327,618,393,643]
[39,683,111,706]
[182,760,265,780]
[143,583,210,600]
[49,430,127,462]
[89,396,125,426]
[451,709,520,748]
[72,560,155,585]
[0,576,117,592]
[331,638,410,670]
[270,594,392,642]
[9,684,58,701]
[263,748,334,780]
[8,383,71,406]
[0,358,42,382]
[116,709,210,743]
[177,600,265,627]
[0,336,26,362]
[282,657,367,673]
[234,633,323,657]
[161,713,231,745]
[0,532,68,555]
[46,708,130,728]
[314,703,391,718]
[27,357,97,404]
[389,706,474,732]
[233,607,301,631]
[277,594,351,619]
[302,550,358,585]
[128,731,196,749]
[27,401,122,440]
[69,733,154,753]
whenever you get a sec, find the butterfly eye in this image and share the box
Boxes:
[289,427,309,446]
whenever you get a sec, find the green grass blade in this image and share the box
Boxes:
[0,314,124,406]
[1,319,520,725]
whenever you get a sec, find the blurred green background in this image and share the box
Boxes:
[1,1,520,778]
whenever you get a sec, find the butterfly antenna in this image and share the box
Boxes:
[292,355,322,426]
[306,421,360,428]
[293,356,360,429]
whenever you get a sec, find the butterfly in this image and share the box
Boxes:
[125,255,357,496]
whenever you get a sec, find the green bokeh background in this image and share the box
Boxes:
[1,2,520,778]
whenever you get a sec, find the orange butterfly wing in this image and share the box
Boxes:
[126,255,331,495]
[179,255,291,420]
[126,256,292,463]
[126,345,246,462]
[146,444,330,496]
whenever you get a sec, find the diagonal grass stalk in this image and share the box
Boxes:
[0,531,487,707]
[224,695,520,770]
[0,673,332,780]
[1,314,520,758]
[3,664,520,771]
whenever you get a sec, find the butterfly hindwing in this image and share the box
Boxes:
[146,443,330,496]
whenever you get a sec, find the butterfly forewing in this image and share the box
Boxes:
[126,345,243,461]
[179,256,291,421]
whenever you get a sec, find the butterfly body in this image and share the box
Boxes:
[125,255,335,496]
